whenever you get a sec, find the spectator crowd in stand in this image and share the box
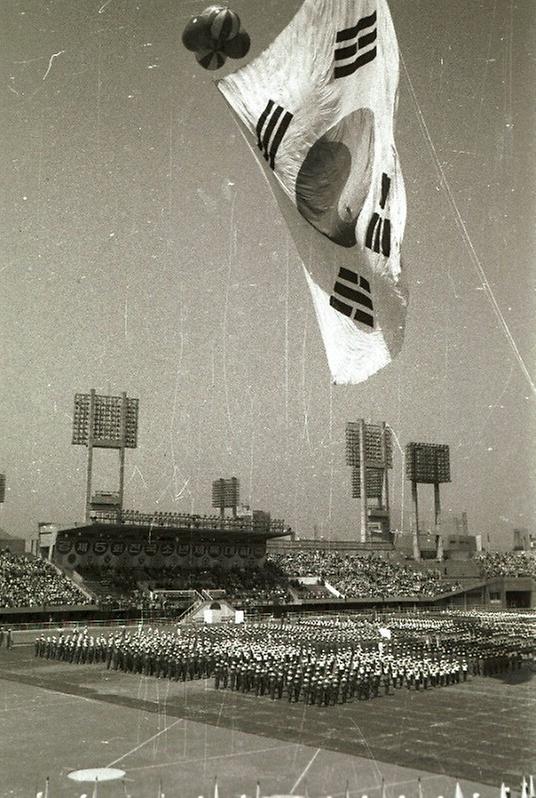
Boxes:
[0,550,89,608]
[476,551,536,579]
[76,553,461,609]
[3,546,534,612]
[77,563,294,608]
[266,551,463,599]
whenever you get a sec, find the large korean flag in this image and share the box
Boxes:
[217,0,408,385]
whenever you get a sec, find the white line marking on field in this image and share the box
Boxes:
[289,748,321,794]
[106,718,184,767]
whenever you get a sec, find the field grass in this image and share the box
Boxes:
[0,643,534,798]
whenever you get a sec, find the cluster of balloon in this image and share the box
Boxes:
[182,5,251,70]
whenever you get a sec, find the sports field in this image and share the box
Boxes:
[0,643,534,798]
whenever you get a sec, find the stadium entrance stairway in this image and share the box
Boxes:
[177,595,237,624]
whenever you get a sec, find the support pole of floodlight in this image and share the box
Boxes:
[411,480,420,561]
[85,389,96,523]
[359,419,367,543]
[118,391,127,521]
[434,482,441,533]
[382,421,390,516]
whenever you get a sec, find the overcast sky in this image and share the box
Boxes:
[1,0,535,547]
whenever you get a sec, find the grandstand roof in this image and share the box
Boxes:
[58,522,289,543]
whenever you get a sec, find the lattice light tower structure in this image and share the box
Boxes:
[72,390,139,523]
[405,442,451,561]
[0,473,5,504]
[212,477,240,519]
[346,421,392,543]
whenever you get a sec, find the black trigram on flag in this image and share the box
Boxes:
[330,267,374,328]
[366,172,391,257]
[256,99,293,170]
[334,10,377,79]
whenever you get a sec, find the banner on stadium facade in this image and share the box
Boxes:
[75,540,90,555]
[56,539,72,554]
[223,545,235,558]
[192,544,205,558]
[238,545,250,558]
[178,543,190,557]
[160,541,175,557]
[93,540,108,555]
[128,542,143,556]
[111,541,126,556]
[208,544,221,558]
[144,542,158,556]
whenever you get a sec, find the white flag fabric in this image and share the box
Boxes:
[217,0,407,384]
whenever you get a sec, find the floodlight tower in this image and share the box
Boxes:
[346,420,392,543]
[72,389,139,523]
[0,473,5,504]
[405,442,451,561]
[212,477,240,520]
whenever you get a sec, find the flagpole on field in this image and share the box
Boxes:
[44,777,50,798]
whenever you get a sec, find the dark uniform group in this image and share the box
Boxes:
[34,625,217,680]
[33,613,535,707]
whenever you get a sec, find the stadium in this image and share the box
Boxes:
[1,396,535,797]
[2,0,535,796]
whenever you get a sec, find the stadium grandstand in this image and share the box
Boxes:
[1,527,535,797]
[2,523,536,627]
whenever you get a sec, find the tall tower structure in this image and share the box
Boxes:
[346,420,392,543]
[405,442,451,560]
[72,390,139,523]
[211,477,240,520]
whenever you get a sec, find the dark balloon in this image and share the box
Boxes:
[183,5,248,71]
[195,48,227,71]
[182,15,214,52]
[200,3,226,16]
[222,30,250,59]
[208,7,241,43]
